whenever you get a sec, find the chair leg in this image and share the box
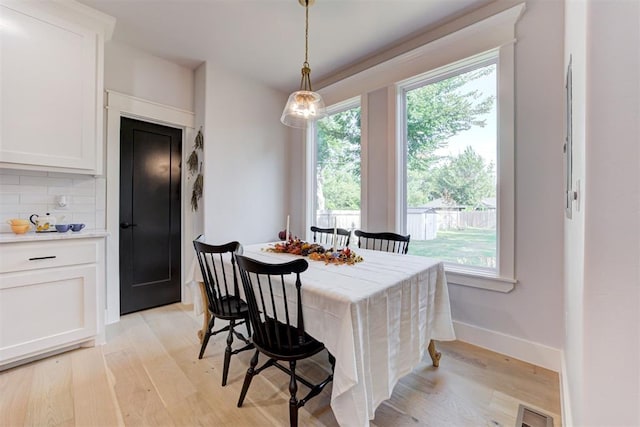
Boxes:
[238,349,259,407]
[222,319,235,386]
[198,316,215,359]
[289,360,299,427]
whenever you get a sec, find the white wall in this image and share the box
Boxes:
[200,62,291,245]
[192,64,206,241]
[104,41,194,112]
[564,1,640,425]
[366,87,393,232]
[563,0,586,423]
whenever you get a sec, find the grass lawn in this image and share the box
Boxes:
[408,228,496,268]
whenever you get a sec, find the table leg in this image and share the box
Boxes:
[197,281,210,343]
[428,340,441,367]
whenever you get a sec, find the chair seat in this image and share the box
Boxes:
[210,295,249,319]
[254,319,325,361]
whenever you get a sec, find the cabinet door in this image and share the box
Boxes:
[0,265,97,364]
[0,2,98,172]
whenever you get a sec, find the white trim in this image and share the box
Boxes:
[318,3,525,106]
[305,97,363,237]
[104,90,195,324]
[106,91,194,128]
[496,42,516,280]
[559,351,573,427]
[395,20,519,292]
[390,85,402,232]
[312,3,522,291]
[360,93,369,232]
[453,320,561,372]
[304,125,314,240]
[396,51,514,285]
[446,270,516,293]
[0,0,116,41]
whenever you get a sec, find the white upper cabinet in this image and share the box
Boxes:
[0,0,114,175]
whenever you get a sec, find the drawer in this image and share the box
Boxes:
[0,240,98,273]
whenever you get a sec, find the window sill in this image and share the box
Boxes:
[444,266,516,292]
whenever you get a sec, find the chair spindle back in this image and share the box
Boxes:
[310,226,351,248]
[235,255,309,353]
[354,230,411,254]
[193,239,243,316]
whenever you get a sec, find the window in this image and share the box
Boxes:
[311,5,523,291]
[310,100,361,232]
[397,51,515,290]
[403,60,497,270]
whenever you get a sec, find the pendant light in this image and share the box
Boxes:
[280,0,327,128]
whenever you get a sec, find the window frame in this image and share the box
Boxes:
[395,48,516,291]
[305,97,362,241]
[311,3,524,292]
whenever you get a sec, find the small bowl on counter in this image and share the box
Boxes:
[10,224,31,234]
[55,224,71,232]
[7,219,30,227]
[70,223,85,232]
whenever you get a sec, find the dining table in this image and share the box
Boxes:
[190,241,456,427]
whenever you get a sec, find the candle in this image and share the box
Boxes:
[285,215,290,242]
[332,217,337,250]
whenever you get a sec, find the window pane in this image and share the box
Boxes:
[315,106,361,231]
[405,63,497,269]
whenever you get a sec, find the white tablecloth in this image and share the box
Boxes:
[232,243,456,427]
[191,242,455,425]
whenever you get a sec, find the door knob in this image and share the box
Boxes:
[120,222,138,229]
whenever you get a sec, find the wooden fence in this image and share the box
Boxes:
[315,210,361,230]
[316,209,496,241]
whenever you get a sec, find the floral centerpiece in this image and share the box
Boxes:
[266,238,363,265]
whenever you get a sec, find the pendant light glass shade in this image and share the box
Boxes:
[281,0,327,128]
[281,90,327,128]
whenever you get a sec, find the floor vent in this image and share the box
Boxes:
[515,404,554,427]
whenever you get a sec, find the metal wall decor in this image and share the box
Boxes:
[188,127,204,211]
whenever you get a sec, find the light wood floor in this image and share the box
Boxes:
[0,303,561,426]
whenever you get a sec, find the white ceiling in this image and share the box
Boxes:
[80,0,491,92]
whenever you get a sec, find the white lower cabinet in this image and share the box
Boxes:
[0,237,105,368]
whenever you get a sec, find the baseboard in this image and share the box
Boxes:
[453,320,561,372]
[559,350,573,427]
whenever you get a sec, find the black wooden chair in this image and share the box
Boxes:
[310,225,351,248]
[354,230,411,254]
[235,254,335,427]
[193,237,253,386]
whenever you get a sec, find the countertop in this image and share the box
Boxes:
[0,229,108,244]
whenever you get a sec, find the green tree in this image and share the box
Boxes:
[406,67,494,172]
[315,65,495,211]
[316,107,361,210]
[407,64,495,207]
[433,146,495,206]
[322,169,360,209]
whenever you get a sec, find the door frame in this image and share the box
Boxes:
[105,90,195,324]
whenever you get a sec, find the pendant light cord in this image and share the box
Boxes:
[299,0,312,91]
[304,1,309,65]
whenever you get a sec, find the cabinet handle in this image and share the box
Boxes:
[28,256,57,261]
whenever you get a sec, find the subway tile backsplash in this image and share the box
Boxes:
[0,169,106,233]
